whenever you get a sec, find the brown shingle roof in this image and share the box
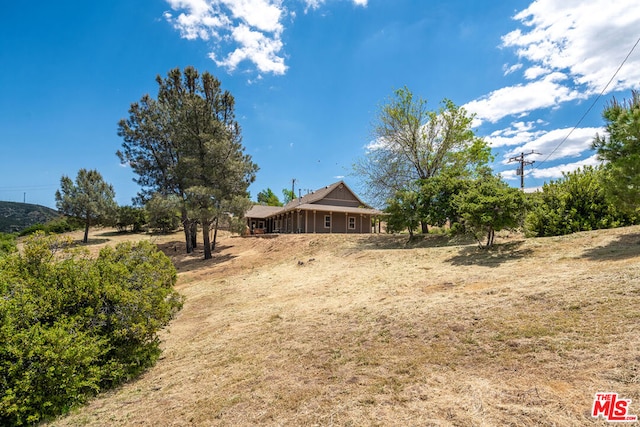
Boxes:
[245,205,282,219]
[282,180,368,210]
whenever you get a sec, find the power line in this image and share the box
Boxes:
[533,35,640,171]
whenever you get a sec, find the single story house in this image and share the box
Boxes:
[245,181,383,234]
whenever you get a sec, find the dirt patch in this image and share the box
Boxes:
[50,226,640,426]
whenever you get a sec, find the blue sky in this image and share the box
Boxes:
[1,0,639,209]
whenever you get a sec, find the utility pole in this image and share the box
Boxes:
[291,178,296,199]
[508,151,539,190]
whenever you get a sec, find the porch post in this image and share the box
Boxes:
[330,212,333,234]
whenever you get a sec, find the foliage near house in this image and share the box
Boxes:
[354,87,491,210]
[257,188,282,206]
[453,174,524,248]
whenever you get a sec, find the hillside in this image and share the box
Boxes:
[0,201,60,233]
[52,226,640,426]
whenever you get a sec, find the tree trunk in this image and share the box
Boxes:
[211,216,219,252]
[83,218,90,244]
[182,208,193,253]
[421,221,429,234]
[202,220,212,260]
[485,227,495,248]
[190,222,198,249]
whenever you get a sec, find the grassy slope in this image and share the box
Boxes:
[51,226,640,426]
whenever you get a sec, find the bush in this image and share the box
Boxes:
[0,233,183,425]
[0,233,16,257]
[116,206,148,233]
[525,166,631,237]
[18,217,83,237]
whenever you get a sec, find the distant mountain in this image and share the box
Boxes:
[0,201,61,233]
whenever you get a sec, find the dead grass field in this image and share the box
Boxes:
[49,225,640,426]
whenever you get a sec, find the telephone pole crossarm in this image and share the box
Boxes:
[507,150,540,190]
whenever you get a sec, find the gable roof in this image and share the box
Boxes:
[282,180,369,210]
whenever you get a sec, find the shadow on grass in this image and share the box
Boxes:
[354,233,475,250]
[156,241,237,273]
[581,232,640,261]
[445,240,533,267]
[72,238,110,246]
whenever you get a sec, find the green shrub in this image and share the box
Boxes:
[0,232,183,425]
[0,233,16,257]
[18,217,83,237]
[525,166,631,237]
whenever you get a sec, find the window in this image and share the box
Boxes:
[324,215,331,228]
[348,217,356,229]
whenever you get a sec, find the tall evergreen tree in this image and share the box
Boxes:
[55,169,117,243]
[592,90,640,217]
[118,67,258,258]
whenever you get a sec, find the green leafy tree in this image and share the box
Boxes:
[146,194,181,233]
[453,174,524,248]
[385,190,422,237]
[592,90,640,216]
[116,206,147,232]
[354,87,491,211]
[525,166,629,237]
[257,188,282,206]
[282,188,295,205]
[118,67,257,258]
[55,169,117,243]
[418,171,474,232]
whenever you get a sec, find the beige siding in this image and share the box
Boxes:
[313,185,360,208]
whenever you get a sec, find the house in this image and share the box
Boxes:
[245,181,383,234]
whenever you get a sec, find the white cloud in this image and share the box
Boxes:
[503,63,522,76]
[503,0,640,95]
[486,120,546,148]
[500,153,602,182]
[221,0,283,33]
[501,126,602,164]
[302,0,367,9]
[165,0,367,75]
[211,24,287,74]
[465,72,584,124]
[466,1,640,126]
[529,154,602,180]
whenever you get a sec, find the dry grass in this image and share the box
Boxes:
[48,226,640,426]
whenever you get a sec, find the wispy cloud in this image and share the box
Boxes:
[164,0,367,75]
